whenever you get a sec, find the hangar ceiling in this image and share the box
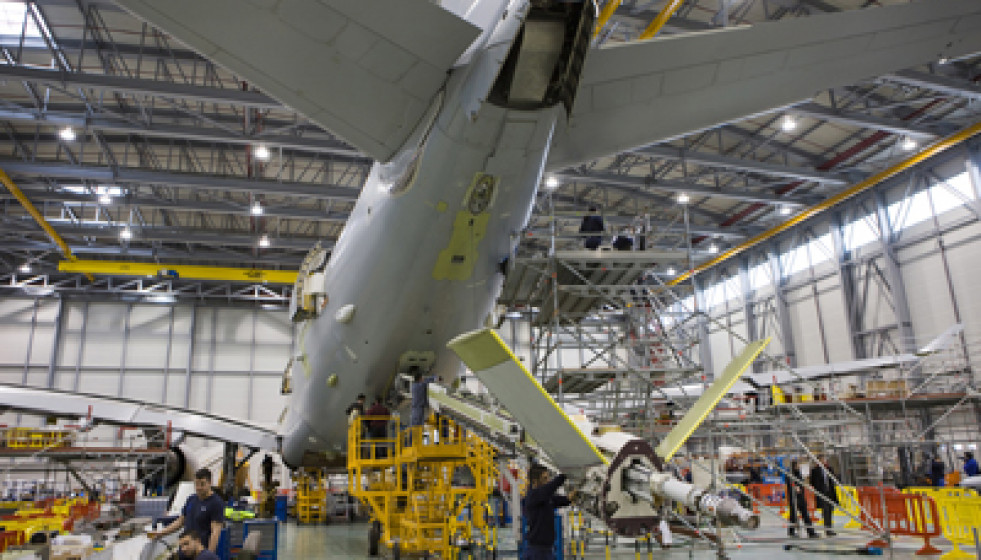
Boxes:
[0,0,979,302]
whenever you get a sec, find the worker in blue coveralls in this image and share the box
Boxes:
[522,465,575,560]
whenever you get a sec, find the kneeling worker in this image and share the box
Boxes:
[150,468,225,554]
[522,465,575,560]
[179,530,220,560]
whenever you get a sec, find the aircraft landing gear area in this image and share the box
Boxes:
[348,414,499,559]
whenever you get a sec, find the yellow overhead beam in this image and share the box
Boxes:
[638,0,685,40]
[593,0,622,38]
[0,168,94,281]
[669,119,981,287]
[58,260,298,285]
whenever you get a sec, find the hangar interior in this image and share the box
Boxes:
[0,0,979,559]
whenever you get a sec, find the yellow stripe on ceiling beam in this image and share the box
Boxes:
[58,259,298,285]
[669,119,981,287]
[0,168,94,281]
[638,0,686,40]
[593,0,622,38]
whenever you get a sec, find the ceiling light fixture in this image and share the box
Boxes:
[708,243,719,254]
[254,145,271,161]
[901,136,918,151]
[258,234,270,248]
[666,266,677,276]
[98,193,112,205]
[779,205,792,216]
[119,227,132,240]
[18,263,31,274]
[544,175,560,190]
[251,201,264,216]
[59,127,76,142]
[781,115,797,132]
[676,193,690,204]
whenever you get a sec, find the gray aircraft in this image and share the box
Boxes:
[114,0,981,467]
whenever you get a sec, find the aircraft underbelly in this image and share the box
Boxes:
[281,106,561,464]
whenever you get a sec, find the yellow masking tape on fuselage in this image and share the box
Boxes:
[432,211,491,281]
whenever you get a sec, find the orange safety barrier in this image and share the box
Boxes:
[0,530,24,552]
[856,486,942,555]
[746,483,786,514]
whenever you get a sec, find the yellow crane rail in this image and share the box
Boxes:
[58,259,297,285]
[668,119,981,287]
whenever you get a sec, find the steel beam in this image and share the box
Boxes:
[884,70,981,101]
[791,102,941,139]
[0,109,366,159]
[635,145,851,185]
[0,240,306,266]
[3,189,349,222]
[0,221,328,251]
[767,246,797,367]
[0,160,360,200]
[557,171,816,205]
[830,211,862,360]
[46,297,65,389]
[873,190,916,354]
[0,64,284,109]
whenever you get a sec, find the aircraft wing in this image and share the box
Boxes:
[448,329,608,476]
[114,0,481,163]
[0,382,277,450]
[547,0,981,170]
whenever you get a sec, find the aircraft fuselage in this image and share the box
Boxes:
[281,0,596,465]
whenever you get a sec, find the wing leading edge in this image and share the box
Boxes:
[547,0,981,170]
[114,0,481,163]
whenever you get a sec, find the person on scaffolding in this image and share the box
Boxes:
[785,460,817,538]
[364,396,391,459]
[409,367,436,427]
[522,464,576,560]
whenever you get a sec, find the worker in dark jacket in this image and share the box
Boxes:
[786,460,817,538]
[579,207,604,249]
[808,456,839,536]
[522,465,574,560]
[364,396,391,458]
[931,455,946,487]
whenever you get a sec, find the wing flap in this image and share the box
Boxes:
[655,338,769,461]
[548,0,981,169]
[448,329,607,474]
[115,0,480,162]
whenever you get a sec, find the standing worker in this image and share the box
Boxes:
[808,456,839,536]
[364,396,391,458]
[346,394,366,420]
[409,369,436,427]
[785,460,817,538]
[149,468,225,554]
[963,452,979,477]
[931,455,946,487]
[579,207,604,249]
[522,465,575,560]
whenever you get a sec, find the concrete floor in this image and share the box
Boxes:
[276,517,938,560]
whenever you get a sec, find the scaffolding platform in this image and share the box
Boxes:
[500,250,688,325]
[541,366,700,394]
[775,392,973,412]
